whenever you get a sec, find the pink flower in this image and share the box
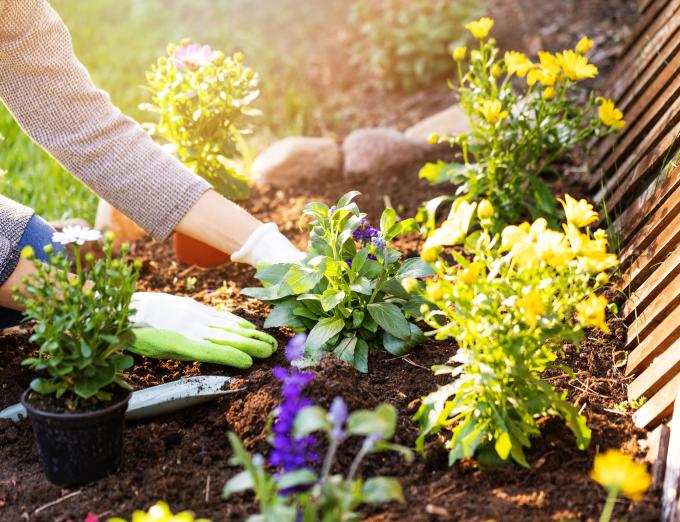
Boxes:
[173,43,221,69]
[84,514,100,522]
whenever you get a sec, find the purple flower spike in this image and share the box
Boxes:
[285,333,307,362]
[353,218,380,245]
[371,236,387,251]
[329,397,348,441]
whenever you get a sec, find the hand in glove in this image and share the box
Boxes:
[129,292,278,368]
[231,223,305,266]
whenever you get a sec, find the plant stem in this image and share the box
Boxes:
[599,488,618,522]
[319,439,339,485]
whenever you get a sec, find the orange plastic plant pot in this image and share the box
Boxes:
[172,232,231,267]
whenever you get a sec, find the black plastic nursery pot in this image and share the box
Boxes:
[20,388,131,486]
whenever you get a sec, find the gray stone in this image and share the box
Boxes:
[342,127,430,178]
[252,137,341,188]
[404,104,470,142]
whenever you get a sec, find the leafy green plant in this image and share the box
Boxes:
[349,0,482,91]
[14,230,140,406]
[142,41,260,201]
[419,19,625,228]
[411,195,617,466]
[242,192,432,372]
[223,400,411,522]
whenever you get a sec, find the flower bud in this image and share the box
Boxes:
[419,303,430,314]
[452,46,467,61]
[401,277,419,294]
[490,63,503,78]
[595,272,609,286]
[105,231,116,244]
[543,87,557,101]
[426,283,446,302]
[477,199,494,220]
[85,252,95,263]
[427,133,440,145]
[471,50,483,62]
[21,246,35,260]
[233,51,244,62]
[421,247,438,264]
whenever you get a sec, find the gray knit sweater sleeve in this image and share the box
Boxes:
[0,0,212,271]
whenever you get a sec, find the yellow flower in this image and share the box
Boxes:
[537,229,573,269]
[478,99,508,125]
[427,133,440,145]
[452,46,467,61]
[527,52,560,87]
[543,87,557,100]
[598,97,625,129]
[504,51,532,77]
[576,294,609,333]
[563,224,618,273]
[108,501,213,522]
[21,245,36,260]
[426,282,447,302]
[575,36,594,55]
[559,194,599,228]
[518,289,545,328]
[490,63,503,78]
[465,17,494,40]
[459,261,483,285]
[422,199,477,257]
[557,50,598,80]
[590,449,652,501]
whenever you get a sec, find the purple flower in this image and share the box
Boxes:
[269,335,319,491]
[353,218,380,245]
[329,205,337,216]
[362,432,383,452]
[371,236,387,250]
[285,333,307,362]
[173,43,221,69]
[368,254,377,261]
[328,397,348,441]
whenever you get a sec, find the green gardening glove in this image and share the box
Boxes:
[129,292,278,368]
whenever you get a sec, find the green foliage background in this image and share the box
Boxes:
[0,0,345,221]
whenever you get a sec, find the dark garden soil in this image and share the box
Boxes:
[0,0,654,520]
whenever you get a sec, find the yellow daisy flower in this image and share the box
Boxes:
[575,36,594,54]
[576,294,609,333]
[504,51,532,77]
[478,99,508,125]
[598,97,625,129]
[518,289,545,328]
[465,17,494,40]
[559,194,599,228]
[590,449,652,501]
[557,50,598,80]
[452,46,467,61]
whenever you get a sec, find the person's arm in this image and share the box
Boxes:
[0,256,36,310]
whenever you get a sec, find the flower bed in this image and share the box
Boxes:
[0,174,660,521]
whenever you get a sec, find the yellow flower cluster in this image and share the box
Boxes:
[590,449,652,501]
[108,501,212,522]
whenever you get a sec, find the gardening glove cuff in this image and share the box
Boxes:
[231,222,304,266]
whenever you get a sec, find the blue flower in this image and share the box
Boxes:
[371,236,387,250]
[285,332,307,362]
[328,397,348,442]
[353,218,380,245]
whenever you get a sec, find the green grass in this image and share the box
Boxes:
[0,0,346,221]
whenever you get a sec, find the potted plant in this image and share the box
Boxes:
[13,227,141,485]
[142,40,260,267]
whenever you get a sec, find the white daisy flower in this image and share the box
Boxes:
[52,226,102,246]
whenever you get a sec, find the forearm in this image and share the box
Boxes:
[175,190,262,254]
[0,257,37,310]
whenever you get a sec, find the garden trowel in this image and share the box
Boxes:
[0,375,239,423]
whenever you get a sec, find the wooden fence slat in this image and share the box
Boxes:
[623,246,680,323]
[593,47,680,178]
[628,337,680,400]
[661,389,680,521]
[626,304,680,375]
[633,371,680,428]
[618,209,680,292]
[595,116,680,214]
[615,164,680,248]
[625,270,680,346]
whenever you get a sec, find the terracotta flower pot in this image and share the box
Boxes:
[173,232,230,267]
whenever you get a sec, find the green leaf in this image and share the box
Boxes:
[355,338,369,373]
[362,477,404,504]
[337,191,362,207]
[30,378,57,395]
[305,317,345,353]
[294,405,331,437]
[275,469,318,491]
[265,300,305,329]
[320,289,346,312]
[367,302,410,340]
[242,284,289,301]
[396,257,434,280]
[382,322,425,356]
[380,208,396,235]
[285,265,324,294]
[256,263,293,285]
[333,335,358,366]
[347,403,397,439]
[222,470,255,498]
[383,278,410,300]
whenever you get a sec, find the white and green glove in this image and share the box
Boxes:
[129,292,278,368]
[231,222,305,266]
